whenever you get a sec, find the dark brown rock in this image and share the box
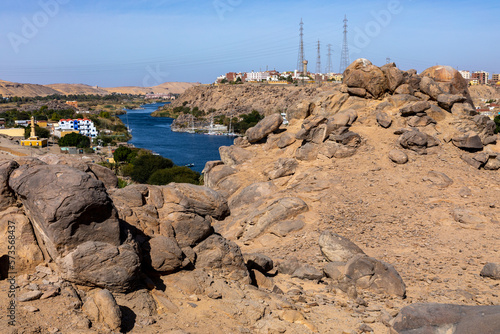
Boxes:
[193,234,249,282]
[343,59,388,98]
[0,160,19,211]
[419,76,443,100]
[437,94,466,111]
[398,130,428,155]
[147,236,184,272]
[376,112,392,128]
[164,211,213,247]
[452,133,483,151]
[344,255,406,297]
[392,303,500,334]
[399,101,431,116]
[244,253,274,272]
[87,163,118,189]
[57,241,140,292]
[9,165,121,259]
[480,263,500,279]
[380,63,405,92]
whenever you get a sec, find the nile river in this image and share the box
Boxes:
[119,103,235,173]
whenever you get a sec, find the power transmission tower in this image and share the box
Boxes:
[316,40,321,75]
[326,44,332,74]
[296,19,305,72]
[339,15,350,73]
[386,57,391,64]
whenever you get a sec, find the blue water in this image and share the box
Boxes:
[119,103,235,173]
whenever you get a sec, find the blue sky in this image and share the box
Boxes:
[0,0,498,86]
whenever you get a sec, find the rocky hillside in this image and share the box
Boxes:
[1,60,499,334]
[469,85,500,104]
[0,79,198,97]
[156,83,341,118]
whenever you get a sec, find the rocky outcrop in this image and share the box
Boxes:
[343,58,388,98]
[245,113,283,143]
[391,303,500,334]
[319,231,406,297]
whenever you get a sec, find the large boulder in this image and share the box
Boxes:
[0,160,19,211]
[147,235,184,273]
[343,59,388,99]
[319,231,365,262]
[193,234,249,282]
[87,163,119,189]
[245,113,283,143]
[163,183,230,220]
[398,130,428,155]
[452,132,484,151]
[344,255,406,297]
[392,303,500,334]
[480,263,500,280]
[56,241,140,292]
[219,146,254,166]
[9,165,121,259]
[419,76,443,100]
[380,63,405,92]
[241,197,308,240]
[420,65,472,104]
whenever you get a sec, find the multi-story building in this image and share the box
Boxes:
[492,74,500,83]
[56,118,98,138]
[459,70,471,79]
[246,71,270,82]
[472,71,489,84]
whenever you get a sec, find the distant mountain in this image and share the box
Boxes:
[0,79,200,98]
[45,83,109,96]
[103,82,200,95]
[0,80,61,97]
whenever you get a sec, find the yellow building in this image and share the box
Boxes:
[21,116,48,147]
[36,120,48,128]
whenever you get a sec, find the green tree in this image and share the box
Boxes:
[113,146,133,163]
[148,166,200,185]
[24,125,50,139]
[58,132,90,148]
[494,115,500,134]
[129,153,174,183]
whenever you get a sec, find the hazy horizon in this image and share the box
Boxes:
[1,0,498,87]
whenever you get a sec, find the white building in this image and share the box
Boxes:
[56,119,98,138]
[459,70,471,79]
[246,71,270,82]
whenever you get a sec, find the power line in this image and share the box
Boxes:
[326,44,332,74]
[316,39,321,74]
[339,15,350,73]
[296,18,305,72]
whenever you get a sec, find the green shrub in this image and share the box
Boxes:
[148,166,200,185]
[494,115,500,134]
[129,153,174,183]
[113,146,133,162]
[58,132,90,148]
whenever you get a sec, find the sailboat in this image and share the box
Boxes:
[187,115,195,133]
[208,114,215,135]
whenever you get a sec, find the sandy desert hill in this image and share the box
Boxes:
[0,79,199,97]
